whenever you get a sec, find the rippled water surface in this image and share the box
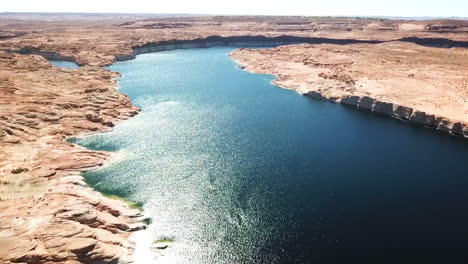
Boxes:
[75,47,468,263]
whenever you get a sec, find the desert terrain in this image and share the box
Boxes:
[0,14,467,263]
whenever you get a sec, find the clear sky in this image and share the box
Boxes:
[1,0,467,17]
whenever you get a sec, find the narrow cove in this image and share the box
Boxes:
[73,47,468,263]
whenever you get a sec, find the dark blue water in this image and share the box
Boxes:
[49,60,79,68]
[74,48,468,264]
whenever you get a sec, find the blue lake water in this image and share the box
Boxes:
[74,47,468,263]
[49,60,79,68]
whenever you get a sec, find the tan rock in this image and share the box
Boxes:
[65,238,97,253]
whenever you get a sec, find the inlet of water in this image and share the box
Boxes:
[49,60,79,68]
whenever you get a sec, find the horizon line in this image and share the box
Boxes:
[0,12,467,20]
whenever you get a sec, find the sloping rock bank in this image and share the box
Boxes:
[0,51,145,264]
[337,95,468,137]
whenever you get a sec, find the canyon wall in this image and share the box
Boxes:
[114,35,468,64]
[335,95,468,138]
[114,35,385,63]
[13,47,78,63]
[3,35,467,67]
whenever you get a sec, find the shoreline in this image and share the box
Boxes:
[12,36,467,140]
[7,35,467,139]
[273,79,468,139]
[230,44,468,139]
[112,35,468,65]
[3,35,467,67]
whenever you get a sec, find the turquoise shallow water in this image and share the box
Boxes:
[74,47,468,263]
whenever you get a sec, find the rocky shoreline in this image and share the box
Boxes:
[331,95,466,137]
[112,36,384,63]
[0,51,146,264]
[5,35,467,141]
[114,37,467,139]
[230,43,468,139]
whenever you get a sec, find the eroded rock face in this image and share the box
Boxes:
[452,122,465,136]
[340,96,360,106]
[373,101,393,115]
[410,111,438,127]
[304,91,327,100]
[0,52,143,264]
[438,119,454,132]
[85,111,103,123]
[393,105,414,120]
[358,96,374,110]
